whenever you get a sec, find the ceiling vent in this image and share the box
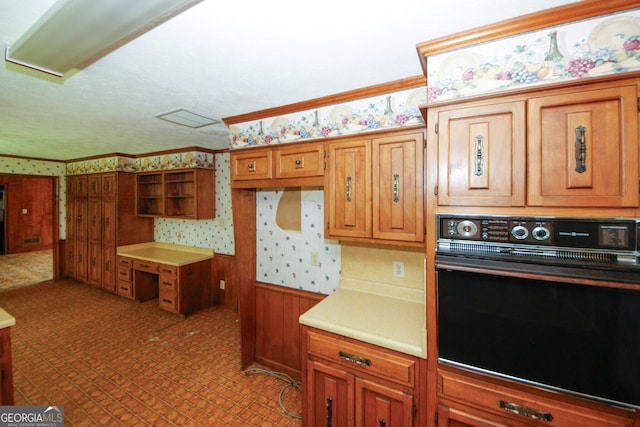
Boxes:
[155,109,220,128]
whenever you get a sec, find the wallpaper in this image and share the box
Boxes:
[427,8,640,102]
[256,189,341,294]
[0,157,66,237]
[153,152,235,256]
[229,87,426,149]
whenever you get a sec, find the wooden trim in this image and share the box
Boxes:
[222,75,426,126]
[255,280,327,301]
[65,147,225,164]
[416,0,640,75]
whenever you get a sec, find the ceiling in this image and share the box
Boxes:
[0,0,578,161]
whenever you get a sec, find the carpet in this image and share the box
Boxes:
[0,249,53,292]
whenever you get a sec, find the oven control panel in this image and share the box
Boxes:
[438,215,639,251]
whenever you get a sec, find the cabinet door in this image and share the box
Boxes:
[436,102,525,206]
[87,198,102,242]
[87,241,101,286]
[75,175,88,198]
[101,245,115,293]
[75,239,87,283]
[326,139,371,239]
[101,173,117,197]
[88,175,101,197]
[102,198,116,247]
[355,377,413,427]
[308,360,355,427]
[373,132,424,242]
[528,84,639,207]
[75,199,88,240]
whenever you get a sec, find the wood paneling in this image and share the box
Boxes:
[255,282,324,379]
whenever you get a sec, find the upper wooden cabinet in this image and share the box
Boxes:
[528,82,639,207]
[230,140,325,188]
[429,77,639,208]
[433,101,525,207]
[136,168,215,219]
[326,128,425,244]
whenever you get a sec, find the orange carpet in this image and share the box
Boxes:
[0,280,302,426]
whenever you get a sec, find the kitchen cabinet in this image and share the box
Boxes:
[230,141,325,188]
[325,128,425,244]
[527,82,639,207]
[428,78,639,208]
[433,101,525,207]
[136,168,215,219]
[303,327,418,427]
[436,366,636,427]
[65,173,153,288]
[0,326,13,405]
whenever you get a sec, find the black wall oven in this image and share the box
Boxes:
[435,215,640,409]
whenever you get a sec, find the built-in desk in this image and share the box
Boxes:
[117,243,214,315]
[0,308,15,405]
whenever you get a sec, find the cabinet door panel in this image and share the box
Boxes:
[88,198,101,242]
[327,139,371,238]
[373,132,424,242]
[101,245,115,293]
[437,102,525,206]
[355,377,413,427]
[528,84,638,206]
[102,199,116,247]
[308,360,355,427]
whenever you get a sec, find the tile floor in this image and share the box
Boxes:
[0,280,302,426]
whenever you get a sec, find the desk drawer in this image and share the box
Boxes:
[117,280,133,299]
[117,266,132,282]
[133,260,159,273]
[159,275,177,292]
[159,290,178,313]
[307,330,415,388]
[118,256,132,268]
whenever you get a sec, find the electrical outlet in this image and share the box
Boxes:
[310,252,320,267]
[393,261,405,278]
[219,279,226,290]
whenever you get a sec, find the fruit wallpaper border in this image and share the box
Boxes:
[229,87,427,149]
[426,8,640,103]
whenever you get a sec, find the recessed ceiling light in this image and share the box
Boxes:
[156,109,219,128]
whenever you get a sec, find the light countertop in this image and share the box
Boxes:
[0,307,16,329]
[299,284,426,359]
[117,242,214,266]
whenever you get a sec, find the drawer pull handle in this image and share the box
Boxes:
[498,400,553,422]
[247,162,255,171]
[162,268,172,273]
[379,419,386,427]
[326,397,332,427]
[295,158,303,168]
[162,281,172,286]
[162,299,173,304]
[338,350,371,366]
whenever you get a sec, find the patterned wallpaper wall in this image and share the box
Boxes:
[426,8,640,102]
[0,157,66,237]
[256,189,340,294]
[153,153,235,256]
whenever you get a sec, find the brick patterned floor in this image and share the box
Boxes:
[1,280,302,426]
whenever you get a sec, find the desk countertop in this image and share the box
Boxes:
[0,307,15,329]
[117,242,214,266]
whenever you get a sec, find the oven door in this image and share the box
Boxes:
[436,259,640,409]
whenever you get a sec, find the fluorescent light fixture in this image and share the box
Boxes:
[5,0,203,77]
[156,109,220,128]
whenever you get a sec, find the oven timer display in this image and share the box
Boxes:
[599,225,628,248]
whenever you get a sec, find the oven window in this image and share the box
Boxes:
[437,268,640,408]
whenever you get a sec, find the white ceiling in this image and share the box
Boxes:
[0,0,578,161]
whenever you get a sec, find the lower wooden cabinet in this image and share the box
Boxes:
[302,326,426,426]
[0,327,14,405]
[436,367,637,427]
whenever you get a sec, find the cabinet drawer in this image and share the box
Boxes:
[159,290,179,313]
[438,368,635,427]
[159,275,177,292]
[118,256,132,268]
[117,281,133,299]
[132,260,159,273]
[158,265,177,277]
[274,143,324,178]
[231,149,272,181]
[307,330,415,388]
[117,267,132,282]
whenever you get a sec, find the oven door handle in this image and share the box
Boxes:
[498,400,553,422]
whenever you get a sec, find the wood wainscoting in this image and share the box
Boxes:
[255,282,325,380]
